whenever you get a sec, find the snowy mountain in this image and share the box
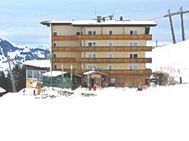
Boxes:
[147,40,189,83]
[0,37,50,65]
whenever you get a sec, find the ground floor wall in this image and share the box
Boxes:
[105,76,147,87]
[26,78,37,88]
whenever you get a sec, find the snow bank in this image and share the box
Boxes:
[0,87,6,93]
[0,84,189,141]
[147,40,189,83]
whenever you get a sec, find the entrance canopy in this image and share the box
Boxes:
[83,71,107,76]
[83,71,107,87]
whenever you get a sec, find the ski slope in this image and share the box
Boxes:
[147,40,189,83]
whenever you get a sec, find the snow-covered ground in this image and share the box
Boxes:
[0,87,6,93]
[1,40,189,141]
[147,40,189,83]
[0,84,189,141]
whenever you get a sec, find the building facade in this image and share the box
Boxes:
[41,17,156,87]
[23,60,50,88]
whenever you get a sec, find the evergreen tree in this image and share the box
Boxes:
[0,71,8,90]
[12,64,26,91]
[6,73,13,92]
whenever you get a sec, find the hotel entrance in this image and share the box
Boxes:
[83,71,107,88]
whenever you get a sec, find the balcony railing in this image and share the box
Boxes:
[103,69,152,76]
[52,34,152,41]
[52,68,152,76]
[53,58,76,63]
[79,58,152,63]
[52,46,152,52]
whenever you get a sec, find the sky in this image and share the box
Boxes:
[0,0,189,48]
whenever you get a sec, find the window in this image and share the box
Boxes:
[53,32,57,36]
[108,53,113,58]
[93,31,96,35]
[88,53,96,58]
[134,54,137,58]
[88,54,92,58]
[88,42,96,47]
[87,65,96,70]
[88,30,96,35]
[54,64,57,70]
[129,42,138,46]
[87,65,92,70]
[108,42,113,46]
[88,42,93,47]
[88,31,93,35]
[129,65,138,70]
[130,53,138,58]
[92,54,96,58]
[27,70,33,78]
[76,32,80,35]
[108,65,113,70]
[92,42,96,47]
[109,30,112,35]
[53,54,56,58]
[110,78,116,83]
[34,71,40,78]
[53,43,56,47]
[130,30,138,35]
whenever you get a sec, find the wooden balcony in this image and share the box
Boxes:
[53,47,78,52]
[53,58,76,63]
[103,69,152,76]
[52,46,152,52]
[79,58,152,63]
[52,34,152,41]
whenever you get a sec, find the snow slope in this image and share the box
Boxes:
[0,85,189,141]
[147,40,189,83]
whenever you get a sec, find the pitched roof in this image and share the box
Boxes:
[23,60,51,69]
[42,71,67,77]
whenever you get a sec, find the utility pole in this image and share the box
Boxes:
[164,7,189,43]
[164,9,176,44]
[4,57,16,92]
[180,7,185,41]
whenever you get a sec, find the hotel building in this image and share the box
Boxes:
[41,17,156,87]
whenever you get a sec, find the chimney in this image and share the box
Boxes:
[120,16,123,21]
[97,16,101,22]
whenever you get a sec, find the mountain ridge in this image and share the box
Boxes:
[0,37,50,63]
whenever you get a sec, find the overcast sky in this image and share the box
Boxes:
[0,0,189,48]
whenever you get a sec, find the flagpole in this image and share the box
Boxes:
[70,64,73,89]
[62,64,64,88]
